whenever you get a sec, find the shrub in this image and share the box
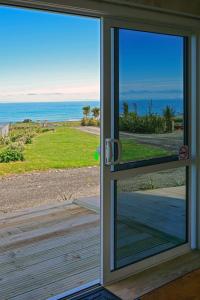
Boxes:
[19,135,32,144]
[81,118,88,126]
[10,132,23,142]
[119,113,165,134]
[41,128,54,133]
[0,136,10,145]
[81,117,100,127]
[0,148,24,163]
[9,142,25,152]
[23,119,32,123]
[174,116,183,123]
[88,118,99,126]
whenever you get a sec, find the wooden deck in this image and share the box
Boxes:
[0,186,186,299]
[0,203,100,300]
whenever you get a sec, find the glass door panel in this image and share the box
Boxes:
[113,29,187,170]
[103,23,190,276]
[114,167,187,269]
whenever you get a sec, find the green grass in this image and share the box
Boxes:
[121,139,170,162]
[0,126,99,176]
[0,126,170,176]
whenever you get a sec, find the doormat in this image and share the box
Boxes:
[63,287,122,300]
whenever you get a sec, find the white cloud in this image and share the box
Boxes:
[0,82,100,102]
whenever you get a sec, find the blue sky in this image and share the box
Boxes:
[119,29,184,100]
[0,7,100,102]
[0,7,183,103]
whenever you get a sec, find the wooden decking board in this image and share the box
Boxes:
[0,225,99,275]
[0,227,99,263]
[0,237,99,276]
[0,208,97,244]
[0,240,99,294]
[0,204,85,229]
[1,261,99,299]
[11,267,100,300]
[0,218,99,252]
[0,251,99,297]
[0,204,100,299]
[0,226,99,265]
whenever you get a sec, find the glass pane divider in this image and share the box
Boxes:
[110,159,192,180]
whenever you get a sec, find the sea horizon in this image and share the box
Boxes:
[0,99,183,123]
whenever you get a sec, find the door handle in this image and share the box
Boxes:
[105,138,121,166]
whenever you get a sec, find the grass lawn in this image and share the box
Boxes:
[121,139,170,162]
[0,125,170,176]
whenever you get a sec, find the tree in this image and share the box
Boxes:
[91,107,100,119]
[163,105,175,132]
[123,102,129,117]
[82,106,91,118]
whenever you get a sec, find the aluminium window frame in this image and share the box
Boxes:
[101,16,199,285]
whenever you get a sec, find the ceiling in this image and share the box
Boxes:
[100,0,200,17]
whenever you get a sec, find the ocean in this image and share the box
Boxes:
[0,99,183,123]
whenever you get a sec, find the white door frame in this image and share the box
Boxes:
[100,16,200,285]
[1,0,200,289]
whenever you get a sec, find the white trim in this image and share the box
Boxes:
[100,16,112,285]
[104,244,190,285]
[110,160,192,181]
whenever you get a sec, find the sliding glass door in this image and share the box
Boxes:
[101,18,192,284]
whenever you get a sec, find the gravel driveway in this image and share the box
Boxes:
[0,166,100,214]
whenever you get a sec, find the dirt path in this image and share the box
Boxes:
[0,167,100,214]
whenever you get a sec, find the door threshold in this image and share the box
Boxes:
[106,250,200,300]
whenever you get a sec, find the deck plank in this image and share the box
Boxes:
[0,203,100,300]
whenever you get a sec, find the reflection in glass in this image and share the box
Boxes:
[114,167,187,269]
[118,29,185,165]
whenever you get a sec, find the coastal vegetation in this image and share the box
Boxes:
[119,102,182,134]
[81,105,100,126]
[0,122,54,163]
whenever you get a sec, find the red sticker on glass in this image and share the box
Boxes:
[179,145,189,160]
